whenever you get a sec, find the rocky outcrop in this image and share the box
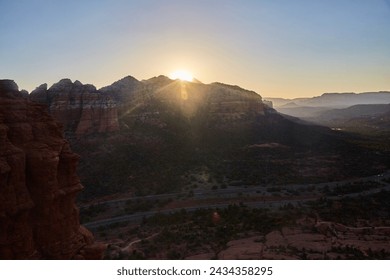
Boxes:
[0,80,105,259]
[30,76,268,137]
[30,79,119,137]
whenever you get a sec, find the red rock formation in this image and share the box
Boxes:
[0,80,105,259]
[30,79,119,137]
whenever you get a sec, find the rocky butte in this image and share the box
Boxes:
[29,79,119,138]
[0,80,105,259]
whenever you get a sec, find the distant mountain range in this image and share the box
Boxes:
[315,104,390,121]
[20,76,389,199]
[265,92,390,134]
[308,104,390,135]
[266,91,390,109]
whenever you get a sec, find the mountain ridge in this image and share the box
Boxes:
[14,76,388,200]
[266,91,390,108]
[29,75,267,137]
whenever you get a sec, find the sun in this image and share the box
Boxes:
[169,70,193,82]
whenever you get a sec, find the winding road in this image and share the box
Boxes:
[83,171,390,229]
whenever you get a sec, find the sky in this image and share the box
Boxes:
[1,0,390,98]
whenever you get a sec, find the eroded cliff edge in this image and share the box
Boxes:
[0,80,105,259]
[30,79,119,137]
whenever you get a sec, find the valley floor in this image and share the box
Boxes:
[82,171,390,260]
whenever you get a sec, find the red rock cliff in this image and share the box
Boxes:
[0,80,105,259]
[30,79,119,137]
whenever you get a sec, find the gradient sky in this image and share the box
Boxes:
[1,0,389,98]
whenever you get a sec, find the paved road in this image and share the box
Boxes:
[81,171,390,209]
[83,171,390,229]
[83,197,324,229]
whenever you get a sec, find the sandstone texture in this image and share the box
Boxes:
[30,79,119,137]
[29,75,273,137]
[0,80,105,259]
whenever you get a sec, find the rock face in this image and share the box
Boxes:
[0,80,105,259]
[30,76,270,137]
[29,75,269,137]
[30,79,119,137]
[100,75,269,123]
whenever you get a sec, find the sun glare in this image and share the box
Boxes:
[169,70,193,82]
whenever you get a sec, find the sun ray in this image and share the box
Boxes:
[169,70,193,82]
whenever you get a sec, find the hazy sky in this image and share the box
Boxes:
[1,0,389,98]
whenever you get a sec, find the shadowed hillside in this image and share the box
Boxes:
[27,76,389,201]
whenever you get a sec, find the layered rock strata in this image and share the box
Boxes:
[0,80,104,259]
[30,79,119,137]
